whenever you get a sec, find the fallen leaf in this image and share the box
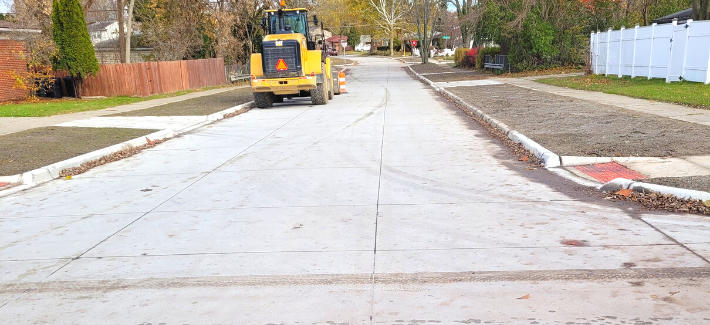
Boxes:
[616,189,633,197]
[650,295,658,299]
[703,200,710,207]
[669,291,679,296]
[65,175,72,180]
[146,137,155,145]
[517,294,530,300]
[519,156,529,162]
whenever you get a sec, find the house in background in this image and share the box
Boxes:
[87,20,149,64]
[309,25,332,44]
[87,20,120,45]
[0,21,41,101]
[325,35,347,54]
[93,37,152,64]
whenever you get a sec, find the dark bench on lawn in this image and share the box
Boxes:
[483,54,509,72]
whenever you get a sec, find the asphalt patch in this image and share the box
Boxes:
[0,127,157,176]
[111,87,253,117]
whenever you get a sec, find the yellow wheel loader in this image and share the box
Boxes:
[249,3,336,108]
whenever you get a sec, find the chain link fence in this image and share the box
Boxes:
[225,64,250,84]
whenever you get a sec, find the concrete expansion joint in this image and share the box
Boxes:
[0,101,255,198]
[408,66,710,202]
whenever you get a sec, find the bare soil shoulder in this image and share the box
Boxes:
[447,84,710,157]
[0,127,156,175]
[111,88,253,117]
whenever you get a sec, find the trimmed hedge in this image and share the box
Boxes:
[454,48,468,67]
[476,47,501,69]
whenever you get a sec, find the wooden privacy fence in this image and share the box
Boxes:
[66,58,227,97]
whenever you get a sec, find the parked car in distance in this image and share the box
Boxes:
[355,43,371,52]
[327,48,338,56]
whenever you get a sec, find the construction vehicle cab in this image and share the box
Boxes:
[249,4,335,108]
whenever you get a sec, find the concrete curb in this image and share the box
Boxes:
[408,65,710,202]
[600,177,710,201]
[0,101,255,198]
[407,65,561,168]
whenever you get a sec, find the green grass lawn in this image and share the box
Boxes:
[0,85,234,117]
[537,75,710,109]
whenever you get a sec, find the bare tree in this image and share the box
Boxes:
[124,0,134,62]
[410,0,440,63]
[447,0,474,47]
[367,0,407,56]
[138,0,208,61]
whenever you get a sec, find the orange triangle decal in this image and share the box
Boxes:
[276,59,288,71]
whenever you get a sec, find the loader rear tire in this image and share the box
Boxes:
[311,63,329,105]
[254,92,273,108]
[328,78,334,100]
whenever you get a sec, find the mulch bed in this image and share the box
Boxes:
[331,58,356,66]
[409,63,450,74]
[424,72,489,82]
[0,127,156,176]
[447,84,710,157]
[111,87,253,117]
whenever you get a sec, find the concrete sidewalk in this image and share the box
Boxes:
[0,86,245,136]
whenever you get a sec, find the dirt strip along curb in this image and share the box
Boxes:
[0,101,255,198]
[407,65,710,202]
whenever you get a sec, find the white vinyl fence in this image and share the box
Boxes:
[590,19,710,83]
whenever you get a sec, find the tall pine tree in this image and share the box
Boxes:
[52,0,99,98]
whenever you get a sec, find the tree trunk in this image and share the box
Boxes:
[116,0,126,63]
[125,0,135,63]
[369,27,375,54]
[390,35,394,56]
[422,3,428,64]
[74,77,82,99]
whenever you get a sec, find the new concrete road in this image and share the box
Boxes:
[2,57,710,324]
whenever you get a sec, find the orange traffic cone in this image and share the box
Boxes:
[338,70,347,93]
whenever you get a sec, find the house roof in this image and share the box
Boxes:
[651,8,693,25]
[87,21,116,32]
[0,20,41,33]
[325,35,347,42]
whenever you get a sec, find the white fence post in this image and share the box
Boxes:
[618,26,625,78]
[595,31,600,74]
[666,20,677,83]
[648,23,656,79]
[631,24,638,78]
[681,19,692,81]
[590,32,595,73]
[605,28,612,76]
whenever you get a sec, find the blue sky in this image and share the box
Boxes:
[0,1,10,14]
